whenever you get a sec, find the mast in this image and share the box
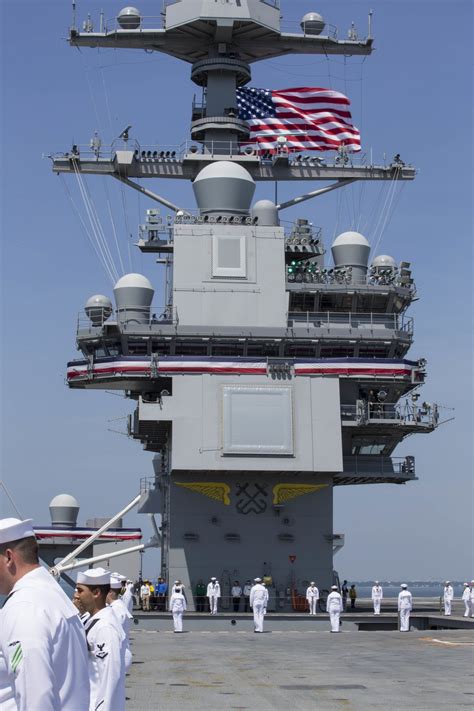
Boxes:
[54,2,437,602]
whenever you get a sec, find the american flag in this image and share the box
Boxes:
[237,86,361,153]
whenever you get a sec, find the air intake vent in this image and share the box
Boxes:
[278,533,295,542]
[224,533,241,542]
[183,533,199,541]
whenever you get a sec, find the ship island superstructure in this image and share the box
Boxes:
[52,1,438,609]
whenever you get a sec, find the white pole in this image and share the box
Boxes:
[56,542,152,574]
[51,493,142,575]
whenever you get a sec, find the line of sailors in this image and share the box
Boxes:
[167,577,270,632]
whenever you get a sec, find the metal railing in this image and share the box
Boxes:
[77,305,177,332]
[51,139,412,172]
[341,401,439,427]
[343,455,415,477]
[287,312,413,334]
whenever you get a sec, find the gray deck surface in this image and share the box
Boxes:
[126,612,474,710]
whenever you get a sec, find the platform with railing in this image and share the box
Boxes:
[335,455,416,485]
[341,401,439,428]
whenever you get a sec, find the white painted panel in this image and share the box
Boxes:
[222,385,293,455]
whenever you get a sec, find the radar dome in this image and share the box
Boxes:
[49,494,79,528]
[301,12,325,35]
[193,161,255,216]
[113,273,154,325]
[117,6,141,29]
[331,231,370,284]
[371,254,396,269]
[251,200,279,226]
[85,294,113,326]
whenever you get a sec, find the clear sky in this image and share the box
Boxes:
[0,0,472,581]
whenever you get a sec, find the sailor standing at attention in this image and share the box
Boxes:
[0,517,90,711]
[121,579,135,615]
[462,583,471,617]
[169,585,187,632]
[326,585,343,632]
[249,578,269,633]
[398,583,413,632]
[470,581,474,618]
[107,573,133,671]
[306,582,319,615]
[75,567,126,711]
[371,581,383,615]
[443,581,454,616]
[207,577,221,614]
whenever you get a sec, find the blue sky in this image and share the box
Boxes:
[1,0,472,580]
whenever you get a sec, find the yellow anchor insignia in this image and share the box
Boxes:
[272,483,328,505]
[175,481,231,506]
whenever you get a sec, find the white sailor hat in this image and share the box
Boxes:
[375,580,380,584]
[445,580,450,584]
[174,580,180,585]
[331,585,338,590]
[112,572,126,581]
[400,583,408,589]
[110,575,123,589]
[211,576,217,581]
[464,582,469,586]
[310,581,316,585]
[254,577,262,583]
[0,518,35,545]
[77,567,111,586]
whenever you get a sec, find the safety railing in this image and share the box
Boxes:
[341,401,439,426]
[287,312,413,334]
[343,455,416,477]
[51,139,412,171]
[140,477,157,494]
[77,305,177,332]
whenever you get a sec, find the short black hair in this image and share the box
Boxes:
[0,536,39,565]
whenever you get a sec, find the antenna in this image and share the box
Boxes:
[368,9,374,40]
[72,0,76,31]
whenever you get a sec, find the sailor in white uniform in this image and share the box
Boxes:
[249,578,269,632]
[462,583,471,617]
[0,517,90,711]
[470,581,474,617]
[306,582,319,615]
[207,577,221,614]
[75,567,126,711]
[169,585,187,632]
[107,574,133,671]
[398,583,413,631]
[326,585,343,632]
[371,581,383,615]
[443,581,454,616]
[121,579,135,614]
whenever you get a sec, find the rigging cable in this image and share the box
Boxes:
[71,159,119,283]
[59,174,116,285]
[103,177,126,275]
[371,167,403,255]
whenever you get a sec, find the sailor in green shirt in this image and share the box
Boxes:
[195,580,206,612]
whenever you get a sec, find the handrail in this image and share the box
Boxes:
[341,401,439,426]
[343,455,415,476]
[77,305,177,331]
[288,311,414,334]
